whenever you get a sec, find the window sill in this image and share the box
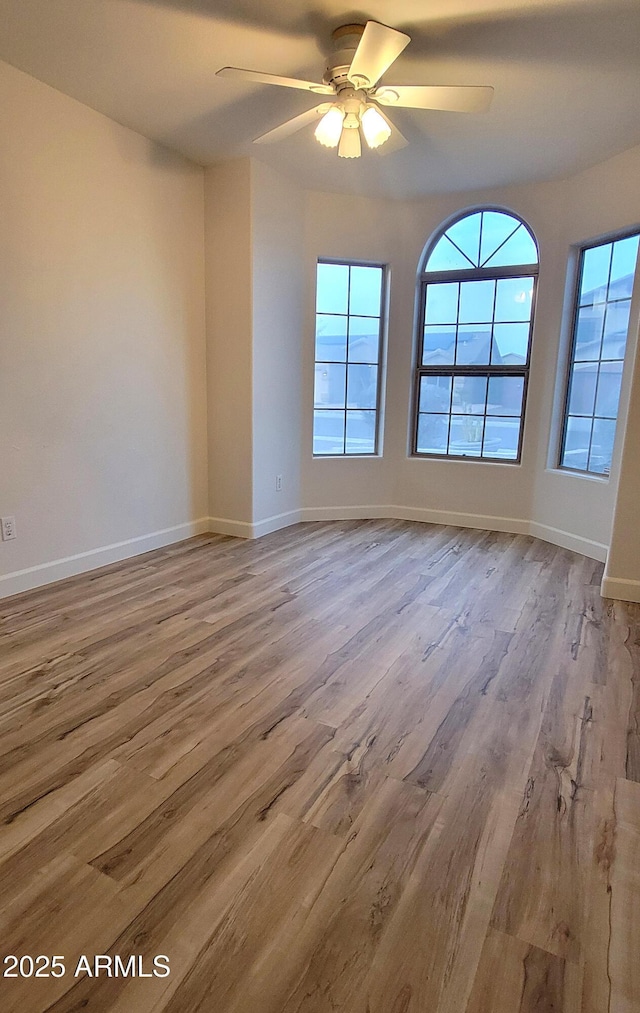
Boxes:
[545,467,610,484]
[312,454,383,461]
[409,454,521,468]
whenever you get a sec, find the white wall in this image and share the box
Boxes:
[2,54,639,600]
[602,227,640,602]
[204,159,253,530]
[301,184,558,526]
[251,161,304,531]
[300,146,640,567]
[604,328,640,601]
[301,192,399,515]
[0,60,208,596]
[203,159,304,536]
[531,146,640,555]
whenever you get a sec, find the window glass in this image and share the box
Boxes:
[316,263,349,314]
[415,209,538,462]
[446,213,482,265]
[458,280,495,324]
[559,232,639,475]
[315,315,347,362]
[313,262,385,456]
[426,210,538,271]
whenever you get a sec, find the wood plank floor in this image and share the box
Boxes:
[0,519,639,1013]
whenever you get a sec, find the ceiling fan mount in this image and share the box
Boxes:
[216,20,494,159]
[322,24,365,90]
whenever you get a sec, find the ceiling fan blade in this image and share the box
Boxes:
[253,104,333,144]
[347,21,410,89]
[370,107,409,155]
[216,66,333,96]
[374,85,494,113]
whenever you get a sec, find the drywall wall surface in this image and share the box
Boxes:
[0,59,207,584]
[250,160,304,525]
[530,143,640,550]
[605,329,640,594]
[204,158,253,525]
[302,147,640,557]
[564,144,640,242]
[602,226,640,598]
[392,181,561,525]
[301,191,401,510]
[302,180,556,524]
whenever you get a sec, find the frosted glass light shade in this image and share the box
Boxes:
[361,106,392,149]
[314,106,344,148]
[338,127,362,158]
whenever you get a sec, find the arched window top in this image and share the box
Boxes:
[424,209,538,274]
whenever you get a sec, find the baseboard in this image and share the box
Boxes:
[207,516,254,539]
[300,504,392,522]
[600,575,640,603]
[388,505,531,535]
[208,510,303,539]
[300,503,530,532]
[0,518,210,600]
[300,505,606,561]
[528,522,608,563]
[0,506,611,601]
[251,509,303,538]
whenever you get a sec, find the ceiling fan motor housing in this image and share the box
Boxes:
[324,24,365,89]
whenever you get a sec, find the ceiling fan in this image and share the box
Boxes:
[216,21,494,159]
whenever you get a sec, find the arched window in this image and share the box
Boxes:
[413,208,539,462]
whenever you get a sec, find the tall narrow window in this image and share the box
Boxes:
[413,209,538,462]
[313,261,385,456]
[559,232,640,475]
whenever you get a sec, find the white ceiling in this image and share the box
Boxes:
[0,0,639,198]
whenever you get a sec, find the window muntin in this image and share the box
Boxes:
[313,261,385,456]
[414,210,538,463]
[426,210,538,273]
[559,232,640,476]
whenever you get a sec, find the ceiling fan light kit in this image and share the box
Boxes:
[217,20,494,160]
[313,90,392,156]
[361,106,392,149]
[314,105,344,148]
[337,124,362,158]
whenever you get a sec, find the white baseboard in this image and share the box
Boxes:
[0,505,612,602]
[600,575,640,603]
[528,521,608,563]
[207,516,254,539]
[300,504,392,523]
[386,505,531,536]
[300,503,529,533]
[208,510,302,539]
[0,518,210,600]
[298,504,606,560]
[251,509,303,538]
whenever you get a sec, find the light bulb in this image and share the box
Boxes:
[361,106,392,149]
[338,126,362,159]
[314,106,344,148]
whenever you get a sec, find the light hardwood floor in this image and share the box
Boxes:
[0,520,639,1012]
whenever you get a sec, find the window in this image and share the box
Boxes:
[559,232,640,476]
[313,261,385,456]
[413,209,538,462]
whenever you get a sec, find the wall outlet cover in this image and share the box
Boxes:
[1,516,16,541]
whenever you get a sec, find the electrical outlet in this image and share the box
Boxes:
[1,516,16,541]
[275,475,283,492]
